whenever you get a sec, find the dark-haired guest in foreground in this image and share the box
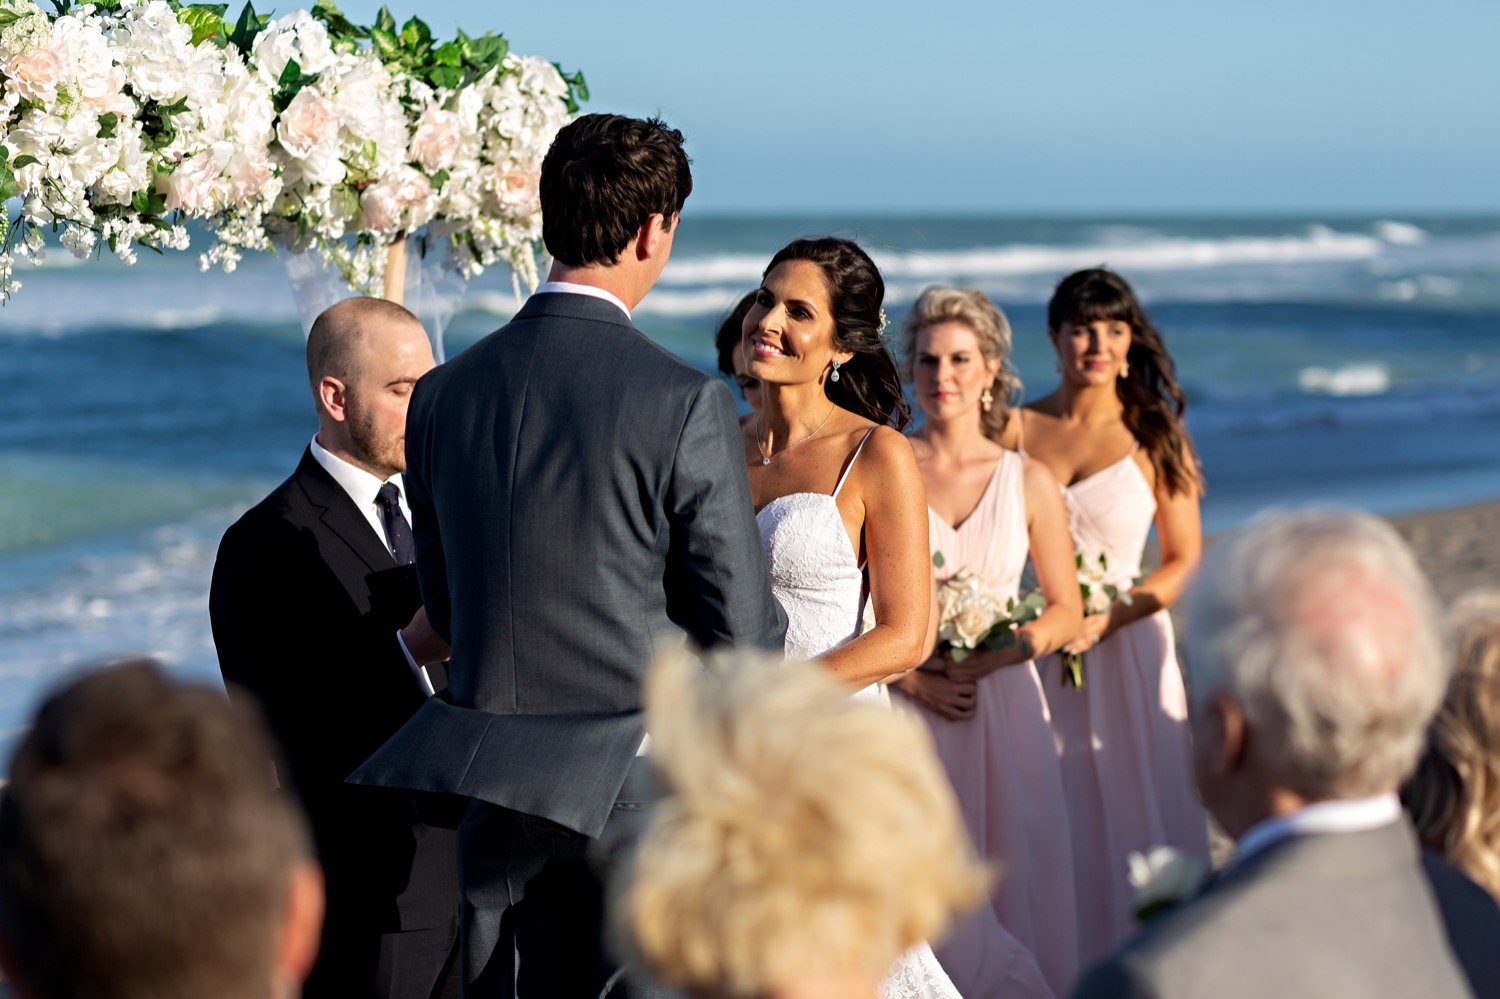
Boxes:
[715,291,762,410]
[352,113,784,997]
[0,660,323,999]
[211,296,459,999]
[1072,509,1500,999]
[1404,589,1500,901]
[1021,268,1208,960]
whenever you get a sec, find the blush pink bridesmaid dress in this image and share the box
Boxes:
[1039,448,1210,966]
[894,449,1076,998]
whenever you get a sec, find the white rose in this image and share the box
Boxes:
[952,596,997,648]
[222,147,275,206]
[361,166,433,233]
[410,107,460,172]
[6,46,62,104]
[165,143,229,213]
[276,87,336,158]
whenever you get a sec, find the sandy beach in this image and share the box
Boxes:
[1390,499,1500,605]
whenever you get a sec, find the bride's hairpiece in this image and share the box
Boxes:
[877,308,889,336]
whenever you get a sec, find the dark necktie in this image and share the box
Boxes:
[375,482,416,565]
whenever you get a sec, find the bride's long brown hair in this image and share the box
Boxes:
[1048,268,1203,497]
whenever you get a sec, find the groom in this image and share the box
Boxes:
[354,114,786,996]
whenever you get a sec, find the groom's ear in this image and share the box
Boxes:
[635,212,671,261]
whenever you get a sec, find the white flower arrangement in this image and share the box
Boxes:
[931,552,1045,662]
[0,0,585,300]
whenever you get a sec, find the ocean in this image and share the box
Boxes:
[3,212,1499,752]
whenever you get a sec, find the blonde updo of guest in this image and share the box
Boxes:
[618,647,987,997]
[901,286,1022,443]
[1405,590,1500,898]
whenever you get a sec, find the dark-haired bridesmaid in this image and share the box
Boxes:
[1019,268,1210,964]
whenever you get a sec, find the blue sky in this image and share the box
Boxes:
[339,1,1498,214]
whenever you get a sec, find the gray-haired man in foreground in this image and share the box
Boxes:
[1072,508,1500,999]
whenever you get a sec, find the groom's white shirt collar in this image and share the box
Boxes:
[309,435,407,550]
[1233,792,1402,866]
[534,281,631,319]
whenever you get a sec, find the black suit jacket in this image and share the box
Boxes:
[352,292,786,837]
[209,449,459,943]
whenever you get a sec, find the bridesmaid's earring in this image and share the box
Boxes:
[981,388,994,413]
[830,359,842,383]
[1119,361,1130,380]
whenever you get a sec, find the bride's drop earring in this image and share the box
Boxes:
[981,388,994,413]
[1119,360,1130,380]
[829,359,842,383]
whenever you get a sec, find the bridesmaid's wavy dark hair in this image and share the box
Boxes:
[1048,268,1203,496]
[765,238,911,430]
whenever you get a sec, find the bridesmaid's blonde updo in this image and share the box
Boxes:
[901,286,1022,443]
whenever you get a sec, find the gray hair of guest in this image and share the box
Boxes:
[1183,507,1449,799]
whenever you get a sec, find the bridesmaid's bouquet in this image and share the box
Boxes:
[932,552,1044,663]
[1060,552,1131,688]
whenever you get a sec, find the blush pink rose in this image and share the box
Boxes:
[276,88,336,159]
[7,48,64,105]
[410,108,460,173]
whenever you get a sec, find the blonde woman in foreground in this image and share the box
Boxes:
[617,647,1005,999]
[1404,590,1500,899]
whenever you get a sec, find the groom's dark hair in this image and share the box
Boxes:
[0,660,314,999]
[540,113,693,267]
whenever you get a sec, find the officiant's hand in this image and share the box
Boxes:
[895,668,977,720]
[402,607,451,666]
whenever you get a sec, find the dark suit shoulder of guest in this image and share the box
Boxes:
[356,291,786,838]
[1069,821,1478,999]
[1421,849,1500,998]
[209,448,459,995]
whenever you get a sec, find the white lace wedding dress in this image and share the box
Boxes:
[757,430,963,999]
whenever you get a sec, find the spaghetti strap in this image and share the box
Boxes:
[832,428,878,499]
[1015,408,1028,456]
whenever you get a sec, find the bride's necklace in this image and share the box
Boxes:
[756,406,836,466]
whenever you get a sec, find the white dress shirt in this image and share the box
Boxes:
[308,436,434,696]
[1234,792,1403,866]
[534,280,631,319]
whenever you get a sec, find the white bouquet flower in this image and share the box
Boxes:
[932,552,1045,663]
[1059,552,1133,688]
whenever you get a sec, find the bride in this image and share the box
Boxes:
[740,237,955,998]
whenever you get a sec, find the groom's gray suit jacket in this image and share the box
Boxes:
[352,292,785,837]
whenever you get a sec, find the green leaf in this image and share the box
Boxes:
[400,15,431,49]
[360,139,377,164]
[311,1,363,39]
[571,70,589,102]
[428,65,462,89]
[932,551,946,569]
[467,33,506,69]
[227,1,263,55]
[369,26,400,61]
[0,8,27,28]
[374,5,395,33]
[0,161,16,203]
[96,113,119,139]
[277,57,302,88]
[431,168,449,186]
[432,40,462,66]
[177,4,227,46]
[11,154,39,169]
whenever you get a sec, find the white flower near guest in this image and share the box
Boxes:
[1127,846,1204,923]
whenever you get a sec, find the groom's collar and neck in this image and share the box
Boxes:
[539,211,678,316]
